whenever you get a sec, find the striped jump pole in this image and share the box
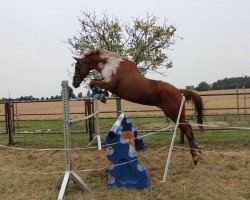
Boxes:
[108,112,126,138]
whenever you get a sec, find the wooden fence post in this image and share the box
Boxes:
[236,87,240,121]
[243,86,246,119]
[116,97,122,118]
[15,102,19,128]
[85,99,95,142]
[5,102,15,145]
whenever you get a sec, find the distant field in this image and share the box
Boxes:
[0,88,249,121]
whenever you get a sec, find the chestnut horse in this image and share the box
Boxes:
[72,49,204,165]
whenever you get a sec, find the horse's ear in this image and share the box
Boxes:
[73,56,83,62]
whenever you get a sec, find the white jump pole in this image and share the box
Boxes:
[160,95,185,183]
[95,99,102,150]
[57,81,91,200]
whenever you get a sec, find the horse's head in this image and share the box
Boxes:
[72,57,90,88]
[72,50,107,88]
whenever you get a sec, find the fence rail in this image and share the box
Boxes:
[0,89,249,135]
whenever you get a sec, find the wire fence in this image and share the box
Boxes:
[0,122,248,175]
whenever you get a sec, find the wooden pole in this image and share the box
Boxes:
[4,102,14,145]
[15,102,19,128]
[85,99,94,142]
[243,86,246,119]
[236,87,239,121]
[116,97,122,118]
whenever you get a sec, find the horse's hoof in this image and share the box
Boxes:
[192,156,199,166]
[193,158,199,166]
[100,95,106,103]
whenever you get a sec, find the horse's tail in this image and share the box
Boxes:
[180,89,204,131]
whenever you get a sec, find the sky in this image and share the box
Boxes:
[0,0,249,98]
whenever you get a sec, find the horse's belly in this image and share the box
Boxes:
[117,90,159,107]
[113,78,165,107]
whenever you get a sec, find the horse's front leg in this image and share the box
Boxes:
[90,80,109,90]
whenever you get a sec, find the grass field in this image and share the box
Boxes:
[0,88,250,199]
[0,118,249,200]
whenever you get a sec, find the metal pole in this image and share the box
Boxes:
[160,95,185,183]
[58,81,91,200]
[61,81,72,172]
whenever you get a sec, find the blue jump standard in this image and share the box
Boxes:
[106,112,148,189]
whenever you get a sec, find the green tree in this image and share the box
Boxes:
[68,86,76,99]
[54,95,60,100]
[86,90,91,97]
[77,92,83,99]
[196,82,209,91]
[68,11,177,78]
[212,76,250,90]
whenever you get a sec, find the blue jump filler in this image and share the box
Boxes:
[106,112,148,189]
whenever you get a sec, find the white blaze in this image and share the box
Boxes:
[99,56,123,82]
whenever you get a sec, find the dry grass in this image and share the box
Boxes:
[0,146,249,200]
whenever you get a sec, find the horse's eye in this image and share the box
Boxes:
[75,65,79,70]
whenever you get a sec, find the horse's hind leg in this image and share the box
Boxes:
[164,109,200,164]
[182,122,201,152]
[178,121,200,165]
[160,93,200,164]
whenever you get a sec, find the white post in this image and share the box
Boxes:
[58,81,91,200]
[95,99,102,150]
[61,80,72,172]
[160,95,185,183]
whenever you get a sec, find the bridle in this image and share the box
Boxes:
[72,58,102,86]
[73,62,84,86]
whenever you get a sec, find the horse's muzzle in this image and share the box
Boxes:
[73,76,81,88]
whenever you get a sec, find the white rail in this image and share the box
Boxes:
[70,111,100,124]
[160,95,185,183]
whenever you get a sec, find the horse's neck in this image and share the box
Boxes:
[121,59,141,74]
[98,58,140,82]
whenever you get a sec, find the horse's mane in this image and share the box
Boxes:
[81,49,122,59]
